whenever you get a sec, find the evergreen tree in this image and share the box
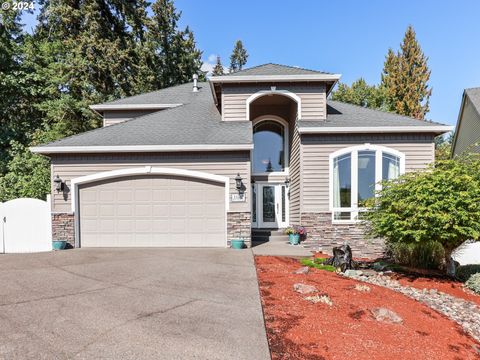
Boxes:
[147,0,203,88]
[229,40,248,72]
[332,78,387,110]
[0,0,205,200]
[212,56,224,76]
[381,26,432,120]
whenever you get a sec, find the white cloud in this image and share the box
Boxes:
[207,54,217,63]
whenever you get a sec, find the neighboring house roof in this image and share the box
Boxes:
[298,100,452,134]
[31,82,253,154]
[451,87,480,155]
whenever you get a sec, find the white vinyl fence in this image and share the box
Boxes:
[0,197,52,253]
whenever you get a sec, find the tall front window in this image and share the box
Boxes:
[331,145,404,222]
[253,120,286,173]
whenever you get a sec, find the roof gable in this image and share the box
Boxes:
[218,63,332,77]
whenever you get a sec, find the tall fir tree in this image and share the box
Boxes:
[229,40,248,72]
[211,56,224,76]
[381,26,432,120]
[146,0,203,88]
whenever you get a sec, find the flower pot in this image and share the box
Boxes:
[231,239,245,249]
[52,240,67,250]
[289,234,300,245]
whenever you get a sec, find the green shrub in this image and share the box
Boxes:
[300,258,336,272]
[390,241,445,269]
[365,154,480,275]
[465,273,480,294]
[456,265,480,282]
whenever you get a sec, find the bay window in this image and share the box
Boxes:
[330,145,405,222]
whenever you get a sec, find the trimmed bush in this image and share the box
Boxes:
[465,273,480,294]
[456,264,480,283]
[390,241,445,269]
[365,154,480,275]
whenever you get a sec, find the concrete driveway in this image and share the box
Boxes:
[0,248,270,359]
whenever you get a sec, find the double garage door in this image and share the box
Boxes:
[78,175,226,247]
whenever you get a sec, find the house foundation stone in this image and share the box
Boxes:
[301,212,385,259]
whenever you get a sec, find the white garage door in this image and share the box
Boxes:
[78,175,226,247]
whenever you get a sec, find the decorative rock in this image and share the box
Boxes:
[354,284,371,292]
[370,307,403,324]
[305,294,333,306]
[293,266,309,275]
[293,283,317,294]
[344,269,362,277]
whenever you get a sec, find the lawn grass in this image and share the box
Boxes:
[300,257,336,272]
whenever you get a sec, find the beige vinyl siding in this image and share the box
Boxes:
[453,96,480,155]
[222,83,326,121]
[50,151,250,213]
[288,116,302,225]
[301,134,435,212]
[103,109,162,126]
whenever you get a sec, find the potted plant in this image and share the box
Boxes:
[284,226,300,245]
[52,239,67,250]
[231,222,245,249]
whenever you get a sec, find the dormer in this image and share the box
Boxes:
[209,63,341,122]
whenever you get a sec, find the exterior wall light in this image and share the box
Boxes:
[53,175,64,192]
[235,173,243,193]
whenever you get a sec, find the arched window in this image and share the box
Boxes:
[252,118,288,174]
[329,145,405,222]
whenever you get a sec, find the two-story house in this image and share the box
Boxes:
[32,64,452,258]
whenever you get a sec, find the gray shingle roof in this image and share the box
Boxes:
[35,78,451,151]
[298,100,448,128]
[35,82,252,148]
[220,63,332,77]
[98,82,199,106]
[465,87,480,113]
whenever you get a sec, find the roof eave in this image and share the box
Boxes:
[298,125,454,134]
[89,103,183,112]
[30,144,254,155]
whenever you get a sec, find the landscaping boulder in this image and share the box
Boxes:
[293,283,317,294]
[293,266,309,275]
[324,244,354,272]
[370,307,403,324]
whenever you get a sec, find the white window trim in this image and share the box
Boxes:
[246,89,302,120]
[69,167,230,248]
[251,115,290,176]
[329,144,406,224]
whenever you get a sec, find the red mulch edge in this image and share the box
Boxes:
[255,256,480,360]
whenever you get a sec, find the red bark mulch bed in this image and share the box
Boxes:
[255,256,480,360]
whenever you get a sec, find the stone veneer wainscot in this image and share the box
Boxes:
[227,212,252,248]
[300,212,385,259]
[52,213,75,248]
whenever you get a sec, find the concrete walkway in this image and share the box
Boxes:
[252,240,313,257]
[0,248,270,360]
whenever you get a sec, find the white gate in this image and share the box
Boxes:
[0,197,52,253]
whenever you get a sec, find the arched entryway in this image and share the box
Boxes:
[248,92,299,229]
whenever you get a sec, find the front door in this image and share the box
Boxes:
[254,184,288,228]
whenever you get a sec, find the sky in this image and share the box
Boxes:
[21,0,480,126]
